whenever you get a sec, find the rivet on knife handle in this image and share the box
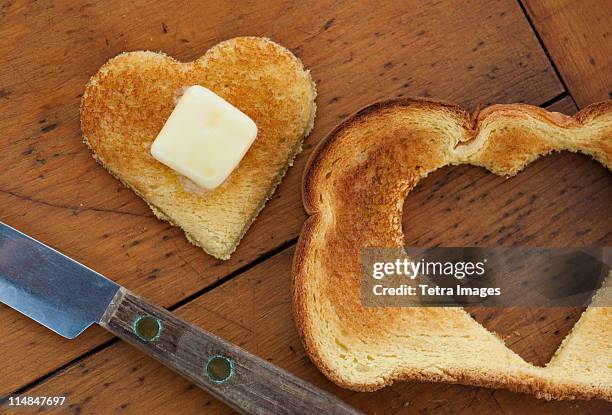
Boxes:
[205,355,234,384]
[100,288,363,415]
[133,315,162,341]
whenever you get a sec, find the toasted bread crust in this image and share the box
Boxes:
[293,97,612,400]
[81,37,316,259]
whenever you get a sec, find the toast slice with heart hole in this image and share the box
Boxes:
[81,37,316,259]
[293,97,611,400]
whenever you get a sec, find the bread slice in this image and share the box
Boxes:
[293,97,611,400]
[81,37,316,259]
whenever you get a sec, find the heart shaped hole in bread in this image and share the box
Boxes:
[293,98,612,400]
[403,152,611,367]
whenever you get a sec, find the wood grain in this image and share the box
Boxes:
[521,0,612,107]
[0,0,563,393]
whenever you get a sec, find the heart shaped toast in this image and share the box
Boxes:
[81,37,316,259]
[293,98,612,400]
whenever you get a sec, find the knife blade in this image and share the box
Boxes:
[0,222,119,339]
[0,222,362,415]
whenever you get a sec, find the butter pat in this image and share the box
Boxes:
[151,85,257,190]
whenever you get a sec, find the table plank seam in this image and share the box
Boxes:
[538,92,569,109]
[517,0,575,103]
[168,237,299,312]
[3,337,120,399]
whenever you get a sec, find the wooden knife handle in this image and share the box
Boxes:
[99,288,362,415]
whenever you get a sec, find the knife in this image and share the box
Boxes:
[0,221,362,415]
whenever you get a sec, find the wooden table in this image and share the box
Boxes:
[1,1,610,413]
